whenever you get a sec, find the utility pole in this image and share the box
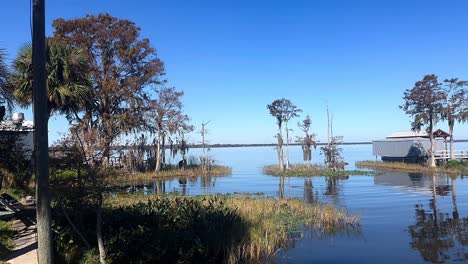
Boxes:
[33,0,53,263]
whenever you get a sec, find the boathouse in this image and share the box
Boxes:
[372,130,448,162]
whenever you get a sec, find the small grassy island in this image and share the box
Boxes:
[104,165,232,185]
[263,164,374,177]
[356,160,468,175]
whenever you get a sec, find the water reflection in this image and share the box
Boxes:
[408,175,468,263]
[375,171,450,195]
[124,174,219,196]
[303,178,317,204]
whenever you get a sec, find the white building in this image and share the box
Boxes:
[0,113,34,158]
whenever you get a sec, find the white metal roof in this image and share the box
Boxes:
[386,130,429,138]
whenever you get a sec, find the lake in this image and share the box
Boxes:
[129,143,468,263]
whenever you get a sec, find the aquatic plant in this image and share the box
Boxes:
[263,164,374,177]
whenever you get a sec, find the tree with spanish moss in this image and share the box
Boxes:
[400,74,445,167]
[441,78,468,160]
[52,14,165,263]
[297,115,317,168]
[145,87,192,172]
[267,98,301,170]
[283,101,302,169]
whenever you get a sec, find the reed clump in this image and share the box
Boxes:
[356,160,468,175]
[263,164,373,177]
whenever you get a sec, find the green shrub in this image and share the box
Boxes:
[0,220,14,261]
[446,160,468,170]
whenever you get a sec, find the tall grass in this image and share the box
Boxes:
[107,194,360,263]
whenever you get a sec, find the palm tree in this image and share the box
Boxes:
[10,39,92,119]
[0,49,13,120]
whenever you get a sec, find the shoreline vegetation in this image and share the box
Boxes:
[97,193,360,263]
[356,160,468,175]
[263,164,374,177]
[105,165,232,184]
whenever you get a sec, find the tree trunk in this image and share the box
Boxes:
[449,120,455,160]
[89,169,106,264]
[96,192,106,264]
[429,122,436,167]
[277,124,284,171]
[155,131,162,172]
[306,158,311,169]
[285,122,290,169]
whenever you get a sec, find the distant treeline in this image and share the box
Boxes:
[109,139,468,151]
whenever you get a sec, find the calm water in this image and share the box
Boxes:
[130,143,468,263]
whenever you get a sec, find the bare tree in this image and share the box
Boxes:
[401,74,445,167]
[297,115,317,168]
[321,106,345,171]
[441,78,468,160]
[200,121,211,172]
[283,103,302,169]
[267,98,302,171]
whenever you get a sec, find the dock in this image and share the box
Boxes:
[434,150,468,160]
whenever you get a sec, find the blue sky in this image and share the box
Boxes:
[1,0,467,144]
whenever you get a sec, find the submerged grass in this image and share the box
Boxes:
[105,165,232,185]
[263,164,374,177]
[0,220,14,262]
[107,193,360,263]
[356,160,468,175]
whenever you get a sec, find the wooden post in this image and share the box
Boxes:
[33,0,53,263]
